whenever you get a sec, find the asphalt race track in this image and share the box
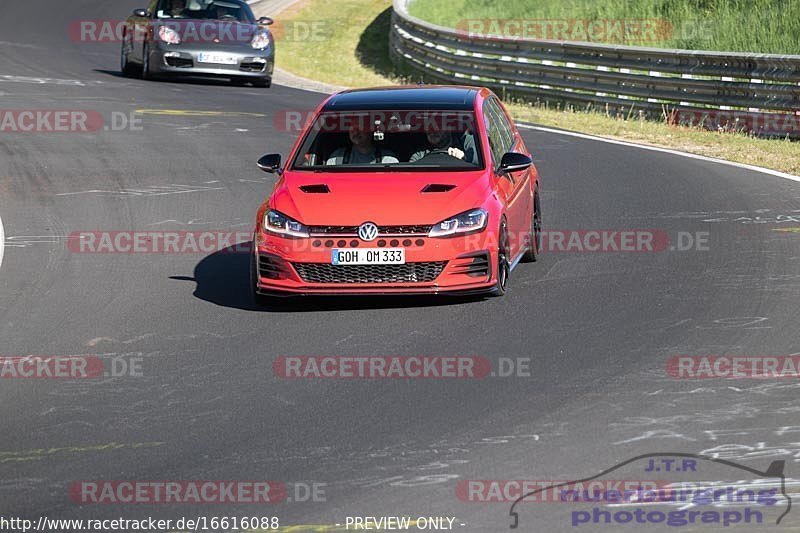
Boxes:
[2,1,800,531]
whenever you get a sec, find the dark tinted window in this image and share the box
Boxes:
[486,97,514,152]
[291,110,484,171]
[483,107,505,168]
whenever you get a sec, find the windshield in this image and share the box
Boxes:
[156,0,255,22]
[291,110,484,171]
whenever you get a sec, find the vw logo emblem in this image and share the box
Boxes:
[358,222,379,241]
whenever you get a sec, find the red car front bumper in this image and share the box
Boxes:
[253,229,499,296]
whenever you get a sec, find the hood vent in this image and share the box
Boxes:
[299,184,330,193]
[421,184,456,193]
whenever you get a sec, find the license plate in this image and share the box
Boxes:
[332,248,405,265]
[197,52,238,65]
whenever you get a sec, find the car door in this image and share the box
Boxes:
[484,97,530,259]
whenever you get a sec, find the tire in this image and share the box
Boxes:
[253,78,271,88]
[141,42,152,80]
[120,36,136,77]
[250,250,270,306]
[492,220,510,297]
[522,190,542,262]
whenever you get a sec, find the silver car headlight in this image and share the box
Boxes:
[264,210,308,238]
[158,25,181,45]
[251,30,271,50]
[428,208,488,238]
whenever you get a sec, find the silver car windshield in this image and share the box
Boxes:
[156,0,255,22]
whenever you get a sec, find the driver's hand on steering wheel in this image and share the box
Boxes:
[447,147,465,159]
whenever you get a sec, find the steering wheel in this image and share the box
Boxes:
[219,14,237,21]
[411,149,461,164]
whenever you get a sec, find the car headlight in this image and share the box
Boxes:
[263,210,309,238]
[428,208,488,238]
[158,25,181,44]
[251,30,271,50]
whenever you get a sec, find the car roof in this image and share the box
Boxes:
[321,86,480,112]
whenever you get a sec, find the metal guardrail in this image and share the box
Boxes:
[389,0,800,137]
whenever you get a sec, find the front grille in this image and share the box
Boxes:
[293,262,447,284]
[240,59,266,72]
[165,56,193,68]
[308,225,432,236]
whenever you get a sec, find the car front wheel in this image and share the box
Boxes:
[522,190,541,262]
[141,42,152,80]
[120,36,136,77]
[493,220,510,297]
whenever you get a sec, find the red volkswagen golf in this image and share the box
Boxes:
[251,85,542,300]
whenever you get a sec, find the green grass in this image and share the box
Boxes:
[408,0,800,54]
[270,0,800,176]
[274,0,411,87]
[506,101,800,175]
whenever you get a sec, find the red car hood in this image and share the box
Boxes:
[271,170,492,226]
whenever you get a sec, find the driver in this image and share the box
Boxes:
[326,123,398,165]
[410,128,477,163]
[167,0,187,17]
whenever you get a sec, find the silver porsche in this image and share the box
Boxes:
[121,0,275,87]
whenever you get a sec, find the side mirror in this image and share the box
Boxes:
[499,152,532,174]
[132,8,150,17]
[257,153,282,173]
[257,16,274,25]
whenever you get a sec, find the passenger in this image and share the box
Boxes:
[326,124,398,165]
[410,128,478,164]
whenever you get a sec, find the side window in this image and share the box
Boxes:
[483,107,505,168]
[155,0,167,16]
[487,98,514,152]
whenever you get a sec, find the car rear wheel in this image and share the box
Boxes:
[522,190,541,262]
[493,220,510,297]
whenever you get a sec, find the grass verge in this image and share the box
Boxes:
[408,0,800,54]
[272,0,800,175]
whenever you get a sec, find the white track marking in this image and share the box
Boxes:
[56,184,224,197]
[518,124,800,183]
[0,213,4,271]
[3,236,63,248]
[0,75,95,86]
